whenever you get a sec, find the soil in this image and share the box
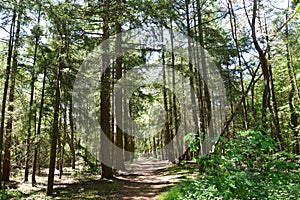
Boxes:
[7,159,189,200]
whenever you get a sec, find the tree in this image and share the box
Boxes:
[100,0,113,179]
[46,57,61,196]
[32,47,47,186]
[25,3,41,183]
[114,21,125,170]
[285,1,299,154]
[0,5,17,189]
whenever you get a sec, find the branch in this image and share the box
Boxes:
[274,10,298,33]
[216,63,261,144]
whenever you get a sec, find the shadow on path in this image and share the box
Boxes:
[51,160,179,200]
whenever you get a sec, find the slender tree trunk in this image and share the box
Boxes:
[69,98,76,169]
[152,137,157,158]
[192,2,205,135]
[46,61,62,196]
[185,0,199,137]
[25,7,41,183]
[167,61,175,163]
[245,0,270,131]
[100,0,113,179]
[0,6,16,189]
[115,22,125,170]
[170,22,181,160]
[219,65,260,141]
[59,104,67,179]
[32,54,47,186]
[196,1,213,160]
[57,115,62,170]
[263,15,283,149]
[161,29,174,162]
[3,7,22,182]
[285,6,299,154]
[160,131,165,160]
[227,0,249,129]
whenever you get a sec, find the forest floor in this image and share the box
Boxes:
[3,159,197,199]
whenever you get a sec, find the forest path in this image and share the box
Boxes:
[55,159,184,200]
[8,159,195,199]
[113,159,181,200]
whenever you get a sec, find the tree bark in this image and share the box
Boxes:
[46,61,62,196]
[0,5,16,189]
[32,50,47,186]
[161,29,174,162]
[185,0,199,138]
[285,6,299,154]
[227,0,249,129]
[114,22,125,170]
[69,98,76,169]
[3,6,22,182]
[100,0,113,179]
[247,0,270,131]
[59,104,67,179]
[25,6,41,183]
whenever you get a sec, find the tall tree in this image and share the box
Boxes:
[32,49,47,186]
[161,29,174,163]
[285,1,299,154]
[227,0,249,129]
[0,5,17,189]
[3,1,22,181]
[69,98,76,169]
[46,54,62,196]
[100,0,113,179]
[25,4,41,183]
[114,21,125,170]
[244,0,270,130]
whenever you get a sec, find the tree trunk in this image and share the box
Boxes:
[0,5,16,189]
[196,0,210,159]
[152,137,157,158]
[32,52,47,186]
[247,0,270,131]
[227,0,249,129]
[46,62,62,196]
[59,104,67,179]
[68,98,76,169]
[185,0,199,140]
[285,7,299,154]
[3,6,22,182]
[25,7,41,183]
[100,0,113,179]
[161,29,174,162]
[170,23,180,160]
[191,2,205,136]
[114,22,125,170]
[263,15,283,150]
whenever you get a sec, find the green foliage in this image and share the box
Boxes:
[159,130,300,199]
[0,190,22,200]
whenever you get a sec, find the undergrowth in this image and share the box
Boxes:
[159,130,300,200]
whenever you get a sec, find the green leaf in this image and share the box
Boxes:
[296,4,300,13]
[245,179,253,187]
[262,141,268,149]
[229,183,236,189]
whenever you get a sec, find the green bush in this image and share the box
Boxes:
[159,130,300,200]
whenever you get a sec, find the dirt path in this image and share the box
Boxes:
[55,159,182,200]
[10,159,185,199]
[114,160,180,200]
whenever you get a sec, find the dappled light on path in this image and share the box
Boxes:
[7,159,194,199]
